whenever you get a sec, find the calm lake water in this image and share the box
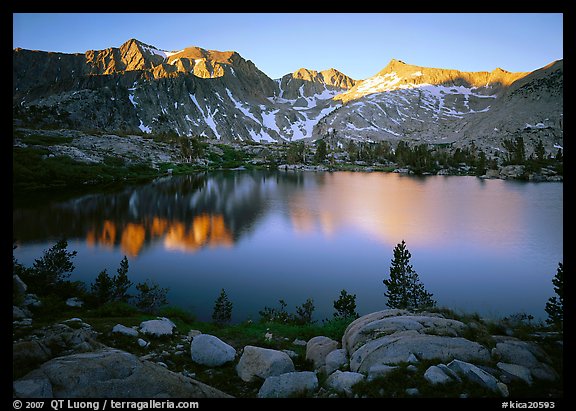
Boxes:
[13,171,563,322]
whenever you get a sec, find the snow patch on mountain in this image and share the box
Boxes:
[226,89,260,124]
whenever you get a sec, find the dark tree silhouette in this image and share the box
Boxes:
[383,240,436,310]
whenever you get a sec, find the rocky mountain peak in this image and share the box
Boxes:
[12,39,562,153]
[167,47,238,65]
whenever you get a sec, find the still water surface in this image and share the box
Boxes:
[13,171,563,322]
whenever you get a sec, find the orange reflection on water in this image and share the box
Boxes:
[85,214,233,256]
[165,214,233,252]
[288,172,522,249]
[120,223,146,257]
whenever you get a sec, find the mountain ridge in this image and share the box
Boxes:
[13,38,562,156]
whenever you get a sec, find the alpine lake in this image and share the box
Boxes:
[13,170,563,323]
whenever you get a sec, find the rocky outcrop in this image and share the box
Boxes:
[497,362,533,385]
[13,275,27,295]
[236,346,295,382]
[491,336,558,381]
[324,371,365,397]
[305,336,339,369]
[190,334,236,367]
[13,348,232,398]
[343,310,490,373]
[324,348,348,375]
[13,321,105,379]
[447,359,506,395]
[257,371,318,398]
[424,365,453,385]
[11,307,562,398]
[367,364,399,381]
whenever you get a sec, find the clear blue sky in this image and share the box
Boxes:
[13,13,563,80]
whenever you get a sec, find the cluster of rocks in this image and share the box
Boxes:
[13,275,41,328]
[13,283,561,399]
[480,165,562,182]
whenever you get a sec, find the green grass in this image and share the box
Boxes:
[19,133,74,146]
[13,147,160,191]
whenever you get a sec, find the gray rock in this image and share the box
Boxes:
[236,346,295,382]
[13,378,53,398]
[491,338,557,381]
[257,371,318,398]
[482,169,501,179]
[325,349,348,375]
[306,336,339,369]
[437,364,462,382]
[13,348,232,398]
[342,309,415,351]
[23,294,42,308]
[13,275,28,295]
[13,340,52,366]
[500,165,526,179]
[138,339,149,348]
[530,363,559,381]
[406,365,418,372]
[13,323,103,373]
[497,362,533,385]
[342,310,482,375]
[350,332,490,372]
[492,338,550,368]
[344,311,467,350]
[13,306,29,320]
[367,364,398,381]
[325,371,365,397]
[14,318,33,327]
[190,334,236,367]
[112,324,139,337]
[424,365,453,385]
[405,388,420,396]
[282,350,298,359]
[66,297,84,307]
[62,317,85,325]
[447,359,500,393]
[407,353,419,363]
[188,330,202,339]
[497,382,510,397]
[140,317,176,337]
[293,339,307,346]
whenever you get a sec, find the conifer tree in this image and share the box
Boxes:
[383,240,436,310]
[91,269,114,305]
[545,262,563,328]
[112,256,133,302]
[212,288,233,325]
[333,289,359,319]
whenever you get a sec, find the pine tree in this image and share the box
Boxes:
[135,279,168,314]
[212,288,233,325]
[314,139,328,164]
[545,262,563,328]
[112,256,133,302]
[91,269,114,305]
[294,298,315,325]
[333,289,359,319]
[383,240,436,310]
[27,239,77,294]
